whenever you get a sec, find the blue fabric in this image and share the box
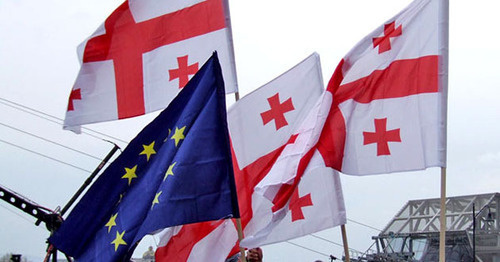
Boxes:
[49,52,239,261]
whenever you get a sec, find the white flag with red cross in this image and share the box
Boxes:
[153,53,346,261]
[318,0,448,175]
[228,53,346,248]
[64,0,237,132]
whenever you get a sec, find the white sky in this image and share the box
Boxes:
[1,0,499,261]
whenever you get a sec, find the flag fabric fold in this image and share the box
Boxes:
[318,0,448,175]
[64,0,238,132]
[239,87,346,248]
[50,52,239,261]
[154,53,346,260]
[230,53,346,248]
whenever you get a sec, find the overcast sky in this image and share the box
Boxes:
[1,0,499,261]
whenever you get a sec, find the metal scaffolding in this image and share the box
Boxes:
[351,193,499,262]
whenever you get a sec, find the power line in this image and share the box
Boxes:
[0,97,384,259]
[0,202,35,225]
[285,240,332,258]
[310,233,363,254]
[0,122,102,161]
[347,218,382,232]
[0,138,92,174]
[0,97,128,144]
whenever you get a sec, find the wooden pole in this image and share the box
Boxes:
[234,90,244,261]
[235,218,247,262]
[439,167,447,262]
[341,224,350,262]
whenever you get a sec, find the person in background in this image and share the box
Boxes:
[225,247,263,262]
[245,247,263,262]
[142,246,155,262]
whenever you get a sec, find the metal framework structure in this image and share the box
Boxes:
[352,193,499,262]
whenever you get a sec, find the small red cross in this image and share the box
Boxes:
[81,0,225,119]
[260,93,295,130]
[363,118,401,156]
[169,55,199,88]
[289,189,312,222]
[372,21,402,54]
[67,88,81,111]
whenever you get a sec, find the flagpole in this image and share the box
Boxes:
[341,225,350,262]
[233,92,246,262]
[439,167,447,262]
[438,0,449,260]
[235,218,247,262]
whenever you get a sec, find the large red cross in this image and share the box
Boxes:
[80,0,224,118]
[363,118,401,156]
[260,93,295,130]
[67,88,81,111]
[372,21,402,54]
[169,55,199,88]
[289,190,312,222]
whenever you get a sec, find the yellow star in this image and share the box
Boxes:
[151,191,162,209]
[164,162,176,181]
[105,213,118,233]
[163,128,172,143]
[171,126,186,147]
[122,165,138,185]
[111,230,127,251]
[140,141,156,161]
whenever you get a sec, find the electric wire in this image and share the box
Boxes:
[0,202,35,224]
[285,240,331,258]
[0,183,55,213]
[347,218,382,231]
[0,122,102,161]
[310,233,364,254]
[0,138,92,173]
[0,97,387,258]
[0,97,128,144]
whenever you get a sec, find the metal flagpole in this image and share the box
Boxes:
[60,143,120,216]
[341,225,350,262]
[439,167,447,262]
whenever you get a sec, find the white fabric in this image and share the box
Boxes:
[336,0,448,175]
[229,55,345,248]
[340,93,445,175]
[228,53,323,168]
[64,0,237,132]
[129,0,206,22]
[187,220,237,262]
[341,0,439,84]
[242,151,346,248]
[142,29,236,113]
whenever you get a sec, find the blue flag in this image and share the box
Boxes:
[49,52,239,261]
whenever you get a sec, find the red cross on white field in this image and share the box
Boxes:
[260,93,295,130]
[289,190,312,222]
[372,21,402,54]
[77,0,224,118]
[67,89,81,111]
[169,55,199,89]
[363,118,401,156]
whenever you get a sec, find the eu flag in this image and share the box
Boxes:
[49,52,240,261]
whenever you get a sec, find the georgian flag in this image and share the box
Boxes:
[154,53,346,261]
[64,0,238,132]
[229,54,345,248]
[318,0,448,175]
